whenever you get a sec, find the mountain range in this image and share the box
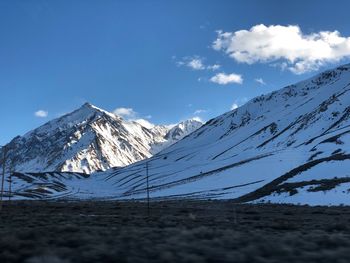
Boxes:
[2,63,350,205]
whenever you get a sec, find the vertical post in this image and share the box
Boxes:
[0,146,7,212]
[8,162,13,202]
[146,161,150,216]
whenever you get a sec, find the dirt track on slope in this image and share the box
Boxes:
[1,201,350,262]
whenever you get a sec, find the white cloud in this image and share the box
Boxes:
[231,103,238,110]
[113,107,137,118]
[213,24,350,74]
[255,78,266,85]
[207,64,221,70]
[133,119,155,129]
[193,109,207,114]
[210,72,243,85]
[177,57,205,70]
[34,110,48,118]
[188,58,205,70]
[177,56,221,71]
[113,107,154,128]
[192,116,203,122]
[230,97,249,111]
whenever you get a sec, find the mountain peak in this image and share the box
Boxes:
[163,118,203,142]
[185,118,204,124]
[82,102,93,107]
[79,102,104,112]
[74,102,119,121]
[80,102,99,110]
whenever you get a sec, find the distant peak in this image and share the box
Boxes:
[79,102,105,112]
[187,118,204,124]
[81,102,95,109]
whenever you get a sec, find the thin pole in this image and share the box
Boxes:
[146,161,150,216]
[0,146,7,211]
[8,165,12,202]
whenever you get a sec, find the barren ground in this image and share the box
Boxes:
[1,201,350,262]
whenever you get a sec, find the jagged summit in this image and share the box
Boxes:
[165,119,203,141]
[79,102,115,116]
[70,102,119,120]
[82,102,94,108]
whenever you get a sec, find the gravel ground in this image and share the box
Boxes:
[0,200,350,263]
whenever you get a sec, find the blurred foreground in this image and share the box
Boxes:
[0,201,350,262]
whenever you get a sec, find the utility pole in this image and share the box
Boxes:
[0,146,7,212]
[146,161,150,216]
[8,160,13,202]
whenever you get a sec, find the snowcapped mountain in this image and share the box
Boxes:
[4,63,350,205]
[165,119,204,141]
[150,119,203,154]
[0,103,202,174]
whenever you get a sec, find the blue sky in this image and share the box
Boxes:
[1,0,350,145]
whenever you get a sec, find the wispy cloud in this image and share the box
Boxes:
[193,109,207,114]
[176,56,220,71]
[213,24,350,74]
[206,64,221,70]
[255,78,266,85]
[199,21,210,30]
[34,110,48,118]
[187,58,205,70]
[210,73,243,85]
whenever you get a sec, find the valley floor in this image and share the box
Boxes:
[0,201,350,262]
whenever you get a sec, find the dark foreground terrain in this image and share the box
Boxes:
[1,201,350,262]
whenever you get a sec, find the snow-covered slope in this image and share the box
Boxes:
[93,63,350,205]
[4,63,350,205]
[0,103,202,174]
